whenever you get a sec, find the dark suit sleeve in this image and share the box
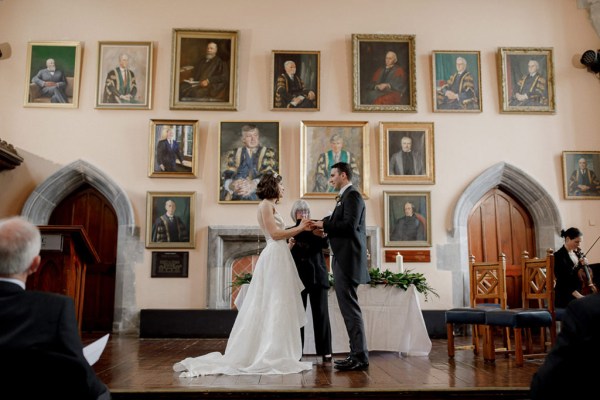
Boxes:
[530,296,598,399]
[57,297,111,399]
[156,141,166,166]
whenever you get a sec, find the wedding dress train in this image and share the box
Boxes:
[173,207,312,376]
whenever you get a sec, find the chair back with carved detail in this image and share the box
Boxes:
[445,253,507,358]
[483,249,555,366]
[470,253,508,308]
[522,248,556,344]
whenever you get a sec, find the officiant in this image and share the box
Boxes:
[288,199,333,364]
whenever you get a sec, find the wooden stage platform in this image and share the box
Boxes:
[88,334,542,400]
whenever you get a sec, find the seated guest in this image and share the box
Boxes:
[530,293,600,399]
[0,216,111,400]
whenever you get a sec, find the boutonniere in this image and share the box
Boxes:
[335,194,342,207]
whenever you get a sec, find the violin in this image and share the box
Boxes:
[574,247,598,295]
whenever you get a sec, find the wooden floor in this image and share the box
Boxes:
[87,334,543,400]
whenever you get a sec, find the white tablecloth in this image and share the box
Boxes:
[235,284,431,356]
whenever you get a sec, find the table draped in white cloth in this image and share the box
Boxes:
[235,284,432,357]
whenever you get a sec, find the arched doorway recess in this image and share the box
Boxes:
[439,162,562,307]
[21,159,141,333]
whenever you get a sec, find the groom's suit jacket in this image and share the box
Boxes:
[323,185,370,285]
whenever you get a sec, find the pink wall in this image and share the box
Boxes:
[0,0,599,310]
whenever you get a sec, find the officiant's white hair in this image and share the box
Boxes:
[0,216,41,275]
[290,199,311,221]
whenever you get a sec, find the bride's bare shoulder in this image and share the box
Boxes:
[259,199,275,207]
[258,199,275,212]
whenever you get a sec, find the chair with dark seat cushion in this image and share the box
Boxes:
[445,253,507,358]
[483,249,556,366]
[483,308,552,366]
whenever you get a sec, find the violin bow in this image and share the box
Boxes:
[583,234,600,258]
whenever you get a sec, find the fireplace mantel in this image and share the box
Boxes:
[207,225,381,309]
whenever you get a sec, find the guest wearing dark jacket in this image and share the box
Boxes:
[530,293,600,399]
[0,216,110,400]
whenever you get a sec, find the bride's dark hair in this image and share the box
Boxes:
[256,172,283,200]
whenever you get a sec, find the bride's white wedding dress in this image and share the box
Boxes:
[173,204,312,376]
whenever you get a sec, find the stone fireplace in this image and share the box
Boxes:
[207,225,381,309]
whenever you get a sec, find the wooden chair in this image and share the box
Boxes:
[445,253,507,358]
[483,249,555,366]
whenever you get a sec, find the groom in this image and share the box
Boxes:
[313,162,370,371]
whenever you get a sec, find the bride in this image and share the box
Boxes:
[174,172,314,376]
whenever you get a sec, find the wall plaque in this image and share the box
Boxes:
[151,251,189,278]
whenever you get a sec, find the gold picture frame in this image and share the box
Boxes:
[379,122,435,185]
[432,50,482,113]
[352,34,416,112]
[562,151,600,200]
[300,120,370,199]
[146,191,195,249]
[170,29,238,110]
[24,41,82,108]
[218,121,280,203]
[384,191,431,247]
[271,50,320,111]
[148,119,199,178]
[95,41,153,110]
[497,47,556,114]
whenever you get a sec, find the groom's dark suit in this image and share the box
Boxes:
[0,281,110,399]
[322,185,370,364]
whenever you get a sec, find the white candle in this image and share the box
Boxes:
[396,253,404,273]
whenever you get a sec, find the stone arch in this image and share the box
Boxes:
[439,162,562,307]
[21,159,141,333]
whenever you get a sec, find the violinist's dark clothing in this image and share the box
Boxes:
[553,245,583,308]
[530,292,600,399]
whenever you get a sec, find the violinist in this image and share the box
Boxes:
[553,227,596,308]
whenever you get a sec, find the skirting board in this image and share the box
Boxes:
[139,309,447,339]
[139,309,238,338]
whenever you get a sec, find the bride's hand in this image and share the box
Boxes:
[299,218,313,231]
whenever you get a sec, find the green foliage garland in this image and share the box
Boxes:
[366,268,439,301]
[231,268,439,301]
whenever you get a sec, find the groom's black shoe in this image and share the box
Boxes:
[334,356,353,366]
[334,359,369,371]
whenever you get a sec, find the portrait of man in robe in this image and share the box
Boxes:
[171,29,238,111]
[353,34,416,112]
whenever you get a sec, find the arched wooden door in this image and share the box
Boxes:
[468,188,535,309]
[49,183,118,332]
